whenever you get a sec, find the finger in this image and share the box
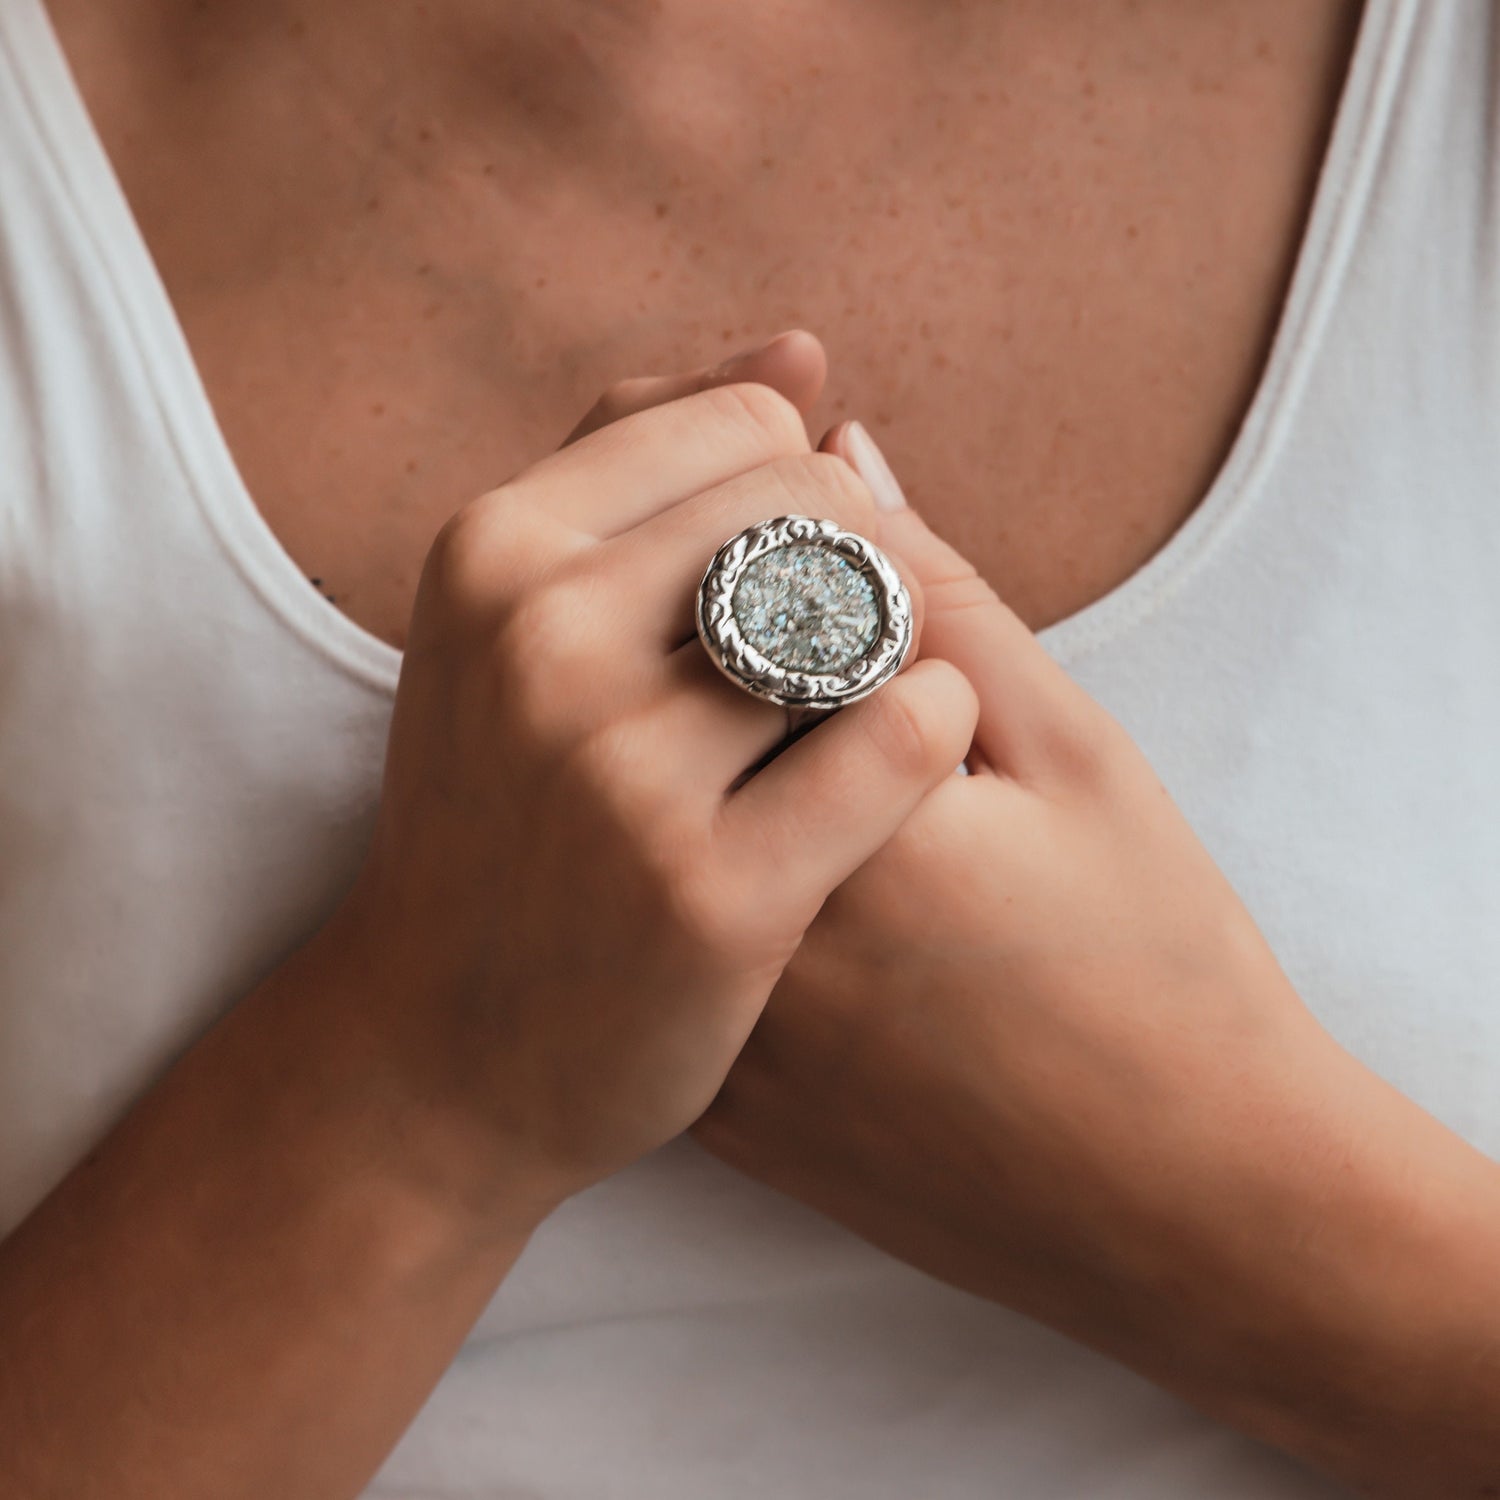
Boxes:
[719,657,979,914]
[645,642,792,791]
[457,376,816,600]
[451,335,821,616]
[562,329,828,445]
[820,420,1090,783]
[588,450,895,651]
[502,377,813,544]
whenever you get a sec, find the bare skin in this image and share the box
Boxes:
[0,368,981,1500]
[14,4,1498,1500]
[48,0,1362,646]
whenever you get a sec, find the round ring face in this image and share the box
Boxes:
[696,516,915,710]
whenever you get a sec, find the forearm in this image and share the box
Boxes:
[0,913,543,1500]
[1149,1042,1500,1497]
[997,1024,1500,1498]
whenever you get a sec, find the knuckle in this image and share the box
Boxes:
[422,504,490,613]
[1034,699,1129,791]
[494,582,602,741]
[699,380,808,458]
[650,845,743,955]
[571,711,663,810]
[665,869,736,953]
[642,830,779,965]
[421,489,543,620]
[502,581,594,664]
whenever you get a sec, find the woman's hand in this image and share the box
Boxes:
[328,340,978,1229]
[697,416,1332,1329]
[692,422,1500,1497]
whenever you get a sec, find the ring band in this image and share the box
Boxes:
[695,515,915,714]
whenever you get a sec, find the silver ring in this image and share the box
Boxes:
[695,515,914,713]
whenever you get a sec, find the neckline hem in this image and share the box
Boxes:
[7,0,405,697]
[1034,0,1414,665]
[10,0,1414,688]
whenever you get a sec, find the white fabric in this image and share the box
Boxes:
[0,0,1492,1493]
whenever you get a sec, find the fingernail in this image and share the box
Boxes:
[844,420,908,513]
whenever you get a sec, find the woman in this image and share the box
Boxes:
[1,0,1496,1495]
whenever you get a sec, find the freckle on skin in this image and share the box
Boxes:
[655,202,670,218]
[647,269,663,282]
[371,403,386,417]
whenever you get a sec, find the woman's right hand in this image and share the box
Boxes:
[331,342,979,1228]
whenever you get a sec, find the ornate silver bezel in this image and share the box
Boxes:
[695,515,914,710]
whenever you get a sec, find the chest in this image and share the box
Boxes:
[52,1,1361,650]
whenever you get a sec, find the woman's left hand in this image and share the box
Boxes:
[695,418,1333,1324]
[691,423,1500,1498]
[564,345,1500,1494]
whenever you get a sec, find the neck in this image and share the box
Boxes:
[71,0,1004,175]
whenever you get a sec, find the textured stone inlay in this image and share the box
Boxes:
[731,544,881,674]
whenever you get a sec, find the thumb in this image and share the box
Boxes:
[820,420,1083,781]
[563,329,828,445]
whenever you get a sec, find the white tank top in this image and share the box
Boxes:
[2,0,1492,1494]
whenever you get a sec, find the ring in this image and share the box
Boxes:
[695,515,914,714]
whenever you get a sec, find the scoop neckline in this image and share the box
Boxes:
[7,0,405,696]
[1035,0,1413,664]
[13,0,1413,692]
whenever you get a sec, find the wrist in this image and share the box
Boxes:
[264,902,570,1252]
[1121,1017,1500,1492]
